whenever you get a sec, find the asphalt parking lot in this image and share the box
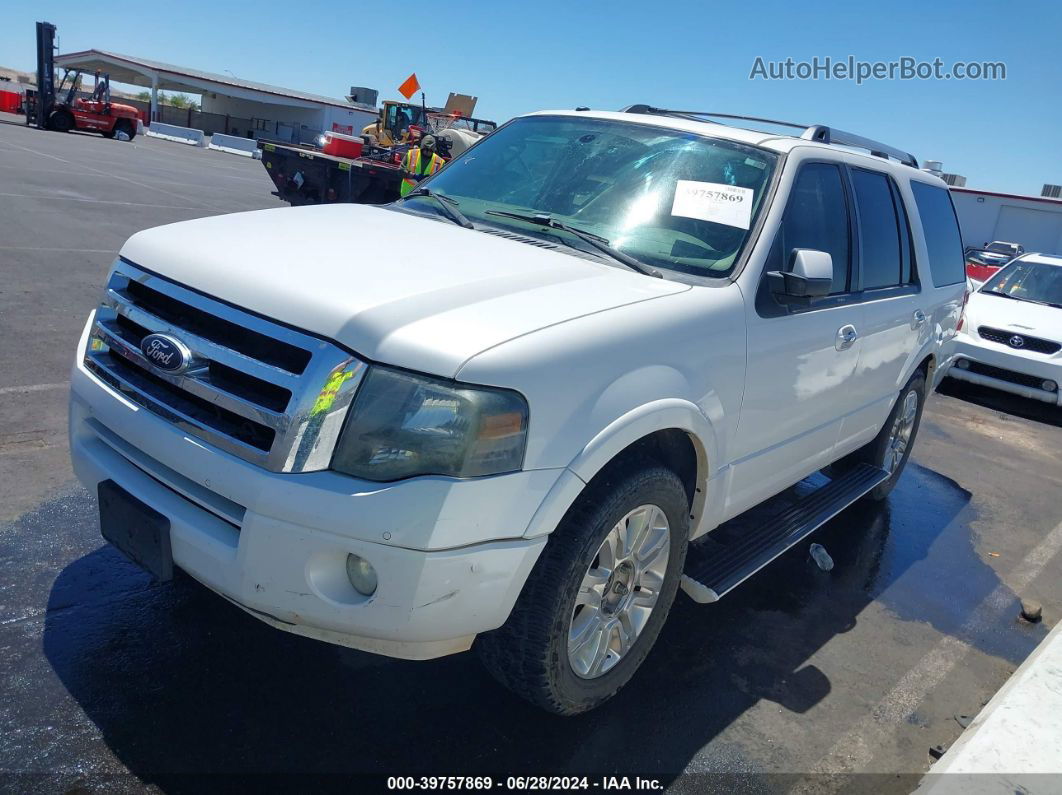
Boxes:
[2,112,1061,793]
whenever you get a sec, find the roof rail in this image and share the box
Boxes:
[620,105,919,168]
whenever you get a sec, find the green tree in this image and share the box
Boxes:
[169,93,189,109]
[135,90,150,102]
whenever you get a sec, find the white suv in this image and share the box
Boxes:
[68,107,966,714]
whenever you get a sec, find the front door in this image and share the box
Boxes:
[726,160,866,519]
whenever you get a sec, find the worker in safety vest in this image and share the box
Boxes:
[399,134,445,197]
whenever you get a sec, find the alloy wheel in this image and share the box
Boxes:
[884,390,919,474]
[567,504,671,679]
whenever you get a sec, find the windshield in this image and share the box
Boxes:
[985,242,1016,254]
[405,115,777,276]
[982,258,1062,306]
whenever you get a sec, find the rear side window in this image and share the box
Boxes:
[773,163,851,293]
[852,169,907,289]
[910,181,965,286]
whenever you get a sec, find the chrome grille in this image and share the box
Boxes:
[84,259,367,472]
[978,326,1061,355]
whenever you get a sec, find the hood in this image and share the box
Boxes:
[966,290,1062,341]
[120,204,689,378]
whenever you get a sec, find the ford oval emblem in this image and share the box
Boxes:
[140,333,191,372]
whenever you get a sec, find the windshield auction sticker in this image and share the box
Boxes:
[671,181,754,229]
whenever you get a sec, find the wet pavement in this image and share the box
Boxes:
[2,114,1061,792]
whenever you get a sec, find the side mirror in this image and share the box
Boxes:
[767,249,834,301]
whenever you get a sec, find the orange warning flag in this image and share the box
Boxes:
[398,73,421,100]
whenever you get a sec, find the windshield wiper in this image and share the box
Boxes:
[1019,297,1062,309]
[400,188,474,229]
[485,210,663,278]
[983,291,1061,308]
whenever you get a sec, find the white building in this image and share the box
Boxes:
[951,187,1062,256]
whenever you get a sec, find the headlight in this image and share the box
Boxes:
[331,366,528,481]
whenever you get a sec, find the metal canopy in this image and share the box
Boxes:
[53,50,368,111]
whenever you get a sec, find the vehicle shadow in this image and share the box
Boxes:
[937,378,1062,428]
[40,463,1035,787]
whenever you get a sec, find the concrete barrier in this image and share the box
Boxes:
[208,133,259,158]
[917,619,1062,793]
[145,122,206,147]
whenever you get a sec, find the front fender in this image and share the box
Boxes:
[522,398,718,540]
[568,398,717,485]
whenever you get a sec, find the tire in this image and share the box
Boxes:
[477,459,689,715]
[111,119,134,141]
[47,110,74,133]
[840,369,927,501]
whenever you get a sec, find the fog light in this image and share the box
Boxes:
[956,359,969,369]
[345,554,378,596]
[1042,379,1057,392]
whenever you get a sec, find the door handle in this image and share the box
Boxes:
[836,324,858,351]
[912,309,928,329]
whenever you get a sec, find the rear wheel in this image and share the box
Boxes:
[47,110,74,133]
[105,119,135,140]
[477,459,689,715]
[115,119,136,140]
[838,370,926,501]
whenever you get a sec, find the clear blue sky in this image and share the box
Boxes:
[3,0,1059,195]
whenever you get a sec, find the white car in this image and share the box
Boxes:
[945,253,1062,405]
[68,107,965,714]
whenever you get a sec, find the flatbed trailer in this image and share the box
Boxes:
[259,141,407,206]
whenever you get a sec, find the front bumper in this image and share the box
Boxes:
[943,334,1062,406]
[69,316,556,659]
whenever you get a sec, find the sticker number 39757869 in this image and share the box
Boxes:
[671,180,754,230]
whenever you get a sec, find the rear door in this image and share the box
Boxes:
[836,165,926,455]
[727,159,866,518]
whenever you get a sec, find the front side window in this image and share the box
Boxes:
[910,181,965,286]
[403,115,778,276]
[767,162,851,294]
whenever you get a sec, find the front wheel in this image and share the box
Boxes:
[477,460,689,715]
[47,110,74,133]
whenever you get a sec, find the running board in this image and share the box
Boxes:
[681,464,890,603]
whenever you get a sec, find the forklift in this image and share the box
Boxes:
[361,98,496,148]
[25,21,140,140]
